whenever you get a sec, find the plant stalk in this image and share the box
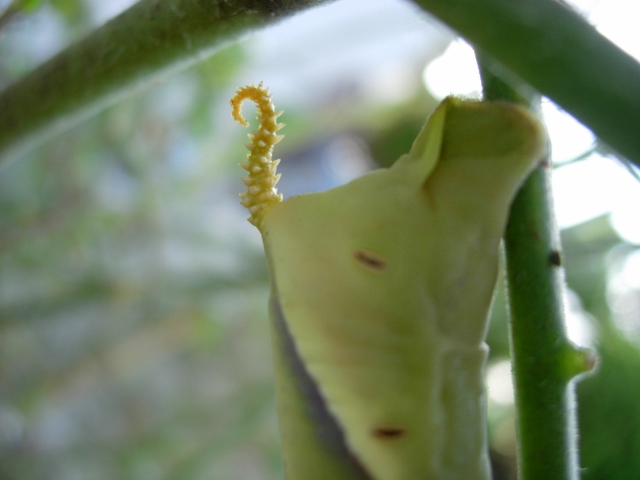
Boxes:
[477,54,594,480]
[0,0,334,167]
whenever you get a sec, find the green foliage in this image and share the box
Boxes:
[0,10,281,477]
[578,329,640,480]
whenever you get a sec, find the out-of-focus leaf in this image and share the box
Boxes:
[21,0,44,13]
[48,0,84,24]
[579,328,640,480]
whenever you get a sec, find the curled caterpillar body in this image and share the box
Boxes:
[230,84,547,480]
[230,83,285,229]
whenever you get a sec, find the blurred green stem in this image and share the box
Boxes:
[0,0,41,30]
[0,0,334,167]
[0,2,20,31]
[477,54,594,480]
[411,0,640,166]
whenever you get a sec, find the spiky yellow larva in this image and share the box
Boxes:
[230,83,285,229]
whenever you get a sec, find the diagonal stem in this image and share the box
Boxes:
[0,0,335,168]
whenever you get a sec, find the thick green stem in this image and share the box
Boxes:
[477,56,593,480]
[0,0,334,167]
[504,166,585,480]
[412,0,640,167]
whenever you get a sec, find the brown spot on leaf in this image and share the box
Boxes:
[372,426,405,439]
[354,250,387,270]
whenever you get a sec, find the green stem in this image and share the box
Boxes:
[412,0,640,166]
[477,55,594,480]
[0,0,334,167]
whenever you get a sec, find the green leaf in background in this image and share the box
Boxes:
[20,0,44,13]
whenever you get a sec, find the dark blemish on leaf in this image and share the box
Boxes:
[372,426,406,440]
[548,250,562,267]
[354,250,387,270]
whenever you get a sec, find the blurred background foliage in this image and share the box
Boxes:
[0,0,639,479]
